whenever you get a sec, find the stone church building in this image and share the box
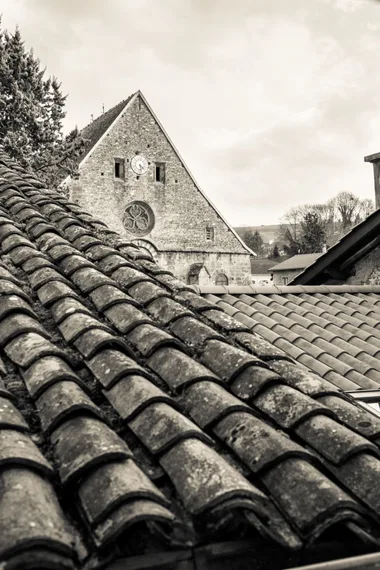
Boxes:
[63,91,252,285]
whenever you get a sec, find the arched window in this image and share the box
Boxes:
[215,273,228,286]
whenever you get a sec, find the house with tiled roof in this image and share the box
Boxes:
[270,253,322,285]
[3,151,380,569]
[62,91,253,287]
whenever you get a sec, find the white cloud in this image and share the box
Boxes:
[0,0,379,225]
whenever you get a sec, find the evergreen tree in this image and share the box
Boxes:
[243,229,264,256]
[0,22,84,187]
[272,244,280,258]
[300,211,326,253]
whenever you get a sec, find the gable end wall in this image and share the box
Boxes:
[67,95,251,284]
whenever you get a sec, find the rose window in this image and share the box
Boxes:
[123,201,155,236]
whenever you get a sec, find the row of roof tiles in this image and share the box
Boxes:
[0,154,379,568]
[204,289,380,392]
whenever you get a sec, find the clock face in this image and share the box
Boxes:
[131,155,148,175]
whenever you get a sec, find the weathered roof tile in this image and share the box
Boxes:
[125,323,185,357]
[89,284,137,312]
[318,394,380,439]
[0,468,77,561]
[22,356,86,399]
[78,459,170,527]
[295,415,378,464]
[36,380,104,433]
[104,302,152,333]
[51,416,132,485]
[170,316,224,349]
[160,438,267,516]
[146,296,193,325]
[74,328,131,359]
[0,313,51,346]
[253,384,335,429]
[58,313,112,344]
[128,402,213,454]
[87,348,152,389]
[183,381,253,429]
[262,458,365,540]
[214,411,314,473]
[4,332,71,368]
[201,339,268,383]
[71,267,115,294]
[0,430,53,475]
[104,375,177,421]
[147,347,220,391]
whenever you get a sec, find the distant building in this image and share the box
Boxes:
[62,91,252,285]
[270,253,322,285]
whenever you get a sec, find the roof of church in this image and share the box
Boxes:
[290,209,380,285]
[77,93,136,166]
[270,253,322,272]
[1,153,380,569]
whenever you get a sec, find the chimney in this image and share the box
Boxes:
[364,152,380,209]
[322,243,327,254]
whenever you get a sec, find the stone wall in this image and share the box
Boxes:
[156,250,252,285]
[272,269,302,285]
[346,246,380,285]
[67,93,251,283]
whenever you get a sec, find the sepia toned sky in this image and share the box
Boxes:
[0,0,380,226]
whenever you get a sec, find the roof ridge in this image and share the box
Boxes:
[80,92,136,136]
[194,284,380,295]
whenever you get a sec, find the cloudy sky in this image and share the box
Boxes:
[0,0,380,226]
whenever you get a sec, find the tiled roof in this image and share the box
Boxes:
[291,210,380,285]
[199,284,380,391]
[1,155,380,568]
[270,254,322,272]
[76,93,135,166]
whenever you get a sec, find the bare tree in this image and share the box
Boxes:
[358,198,375,221]
[331,191,361,232]
[276,192,375,256]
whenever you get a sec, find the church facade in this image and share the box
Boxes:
[63,91,252,285]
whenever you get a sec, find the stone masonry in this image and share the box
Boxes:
[65,92,252,285]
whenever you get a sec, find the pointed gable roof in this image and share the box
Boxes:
[78,92,136,164]
[73,90,255,257]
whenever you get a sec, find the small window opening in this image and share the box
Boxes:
[215,273,228,286]
[114,158,125,179]
[281,276,288,285]
[205,227,214,241]
[188,274,199,285]
[154,163,166,184]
